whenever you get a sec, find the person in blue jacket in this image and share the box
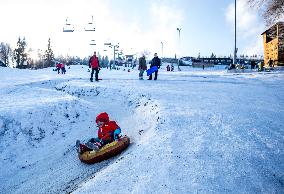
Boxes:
[148,53,161,80]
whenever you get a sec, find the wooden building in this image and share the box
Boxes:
[261,22,284,66]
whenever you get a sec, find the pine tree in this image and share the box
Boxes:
[105,56,109,67]
[13,37,28,68]
[210,52,216,58]
[44,38,54,68]
[0,42,12,67]
[101,56,105,67]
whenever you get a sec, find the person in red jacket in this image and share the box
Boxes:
[89,51,100,82]
[76,112,122,153]
[56,63,62,74]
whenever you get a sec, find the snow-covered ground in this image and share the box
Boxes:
[0,65,283,194]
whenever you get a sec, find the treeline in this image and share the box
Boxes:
[0,37,110,69]
[0,37,55,69]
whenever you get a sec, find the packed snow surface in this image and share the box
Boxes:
[0,65,283,194]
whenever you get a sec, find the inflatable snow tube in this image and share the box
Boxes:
[78,136,130,164]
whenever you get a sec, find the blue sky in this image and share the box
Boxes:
[0,0,265,59]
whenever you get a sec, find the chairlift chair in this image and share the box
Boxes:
[85,27,96,31]
[90,40,96,46]
[84,16,96,31]
[63,17,74,32]
[63,27,74,32]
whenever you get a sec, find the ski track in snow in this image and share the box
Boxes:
[0,66,284,193]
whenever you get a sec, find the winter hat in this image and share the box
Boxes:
[96,112,109,123]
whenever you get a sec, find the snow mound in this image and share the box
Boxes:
[0,76,162,194]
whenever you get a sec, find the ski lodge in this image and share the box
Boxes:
[261,22,284,67]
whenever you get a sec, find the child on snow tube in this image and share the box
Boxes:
[76,112,122,154]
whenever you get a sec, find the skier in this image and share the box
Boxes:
[138,55,147,80]
[76,112,122,154]
[148,53,161,80]
[89,51,100,82]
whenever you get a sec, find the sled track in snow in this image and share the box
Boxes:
[0,78,163,194]
[54,80,163,193]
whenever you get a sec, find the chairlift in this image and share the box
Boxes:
[84,16,96,31]
[63,17,74,32]
[90,40,96,46]
[88,16,94,24]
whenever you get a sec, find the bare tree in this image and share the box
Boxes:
[142,50,151,58]
[0,42,12,67]
[248,0,284,26]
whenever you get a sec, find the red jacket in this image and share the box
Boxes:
[56,63,62,68]
[89,55,100,68]
[98,121,119,141]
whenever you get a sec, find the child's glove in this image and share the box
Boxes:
[88,138,95,143]
[114,128,121,140]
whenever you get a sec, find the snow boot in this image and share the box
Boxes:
[85,142,100,151]
[76,140,81,154]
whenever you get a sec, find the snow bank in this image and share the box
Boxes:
[0,67,161,193]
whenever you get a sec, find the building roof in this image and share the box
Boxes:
[261,22,284,35]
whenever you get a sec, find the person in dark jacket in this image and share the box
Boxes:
[138,55,147,80]
[89,51,100,82]
[61,63,66,74]
[250,60,256,69]
[148,53,161,80]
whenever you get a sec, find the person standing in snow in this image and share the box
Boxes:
[56,62,62,74]
[148,53,161,80]
[166,64,170,71]
[268,59,273,67]
[138,55,147,80]
[250,60,256,69]
[61,63,66,74]
[76,112,122,153]
[89,51,100,82]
